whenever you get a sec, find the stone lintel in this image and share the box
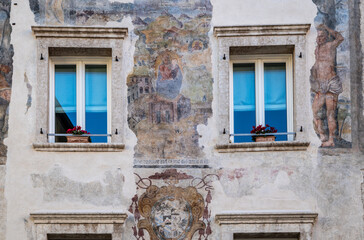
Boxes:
[32,26,128,39]
[32,143,125,152]
[215,212,318,225]
[30,213,128,224]
[215,141,310,153]
[214,24,311,37]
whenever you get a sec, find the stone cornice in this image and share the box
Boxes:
[215,212,318,225]
[32,143,125,152]
[30,212,128,224]
[32,26,128,39]
[215,141,310,153]
[214,24,311,37]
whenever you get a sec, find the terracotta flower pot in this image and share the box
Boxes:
[254,135,276,142]
[66,135,90,143]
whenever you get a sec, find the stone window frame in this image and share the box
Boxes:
[31,26,128,152]
[215,211,318,240]
[30,212,127,240]
[214,24,311,152]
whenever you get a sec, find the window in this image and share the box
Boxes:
[215,212,317,240]
[49,57,111,143]
[32,26,127,151]
[230,55,293,143]
[30,212,127,240]
[234,233,298,240]
[48,234,112,240]
[214,25,311,151]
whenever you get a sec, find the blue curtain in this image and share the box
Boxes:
[233,63,256,142]
[264,63,287,140]
[85,65,107,143]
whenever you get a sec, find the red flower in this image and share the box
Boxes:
[66,126,90,135]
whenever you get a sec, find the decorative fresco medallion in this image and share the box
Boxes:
[138,185,205,240]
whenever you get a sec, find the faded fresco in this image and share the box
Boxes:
[29,0,213,160]
[129,169,217,240]
[0,0,13,162]
[311,0,351,148]
[127,0,213,160]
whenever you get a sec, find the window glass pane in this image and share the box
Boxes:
[264,63,287,141]
[85,65,107,143]
[233,63,256,143]
[55,65,77,142]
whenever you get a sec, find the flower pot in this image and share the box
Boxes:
[66,135,90,143]
[254,135,275,142]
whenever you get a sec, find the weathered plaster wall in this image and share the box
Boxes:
[360,0,364,151]
[0,0,13,239]
[2,0,364,240]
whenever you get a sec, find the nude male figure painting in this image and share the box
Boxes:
[311,24,344,147]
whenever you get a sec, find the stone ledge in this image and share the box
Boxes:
[215,211,318,225]
[215,141,310,153]
[214,24,311,37]
[32,143,125,152]
[32,26,128,39]
[30,212,128,224]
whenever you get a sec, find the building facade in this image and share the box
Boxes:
[0,0,364,239]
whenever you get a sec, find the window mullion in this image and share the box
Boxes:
[77,61,85,128]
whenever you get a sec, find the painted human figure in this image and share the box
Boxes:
[156,54,182,100]
[311,24,344,147]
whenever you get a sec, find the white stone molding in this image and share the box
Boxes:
[30,212,128,240]
[214,24,312,147]
[32,26,128,39]
[30,212,127,224]
[215,212,317,225]
[215,211,317,240]
[32,143,125,152]
[32,26,128,146]
[214,24,311,37]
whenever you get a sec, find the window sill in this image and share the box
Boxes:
[215,141,310,153]
[33,143,125,152]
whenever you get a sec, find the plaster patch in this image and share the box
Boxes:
[31,166,125,206]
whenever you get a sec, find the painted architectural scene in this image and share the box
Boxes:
[0,0,364,240]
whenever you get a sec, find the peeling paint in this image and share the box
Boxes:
[31,166,125,206]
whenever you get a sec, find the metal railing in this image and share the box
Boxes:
[47,133,112,137]
[230,132,296,137]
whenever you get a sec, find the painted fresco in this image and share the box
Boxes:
[128,1,212,160]
[311,0,351,148]
[0,0,13,161]
[30,0,213,159]
[129,169,217,240]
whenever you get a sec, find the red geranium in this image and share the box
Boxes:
[250,124,277,135]
[66,126,90,135]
